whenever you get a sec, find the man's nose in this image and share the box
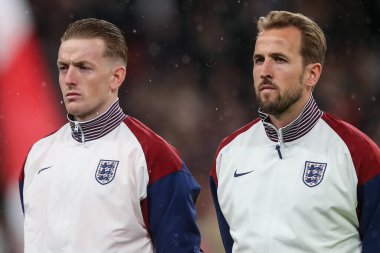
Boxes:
[259,60,273,79]
[64,67,76,86]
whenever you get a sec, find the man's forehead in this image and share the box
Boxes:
[58,38,106,62]
[254,27,302,53]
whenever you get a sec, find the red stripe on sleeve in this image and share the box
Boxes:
[123,117,183,184]
[322,113,380,185]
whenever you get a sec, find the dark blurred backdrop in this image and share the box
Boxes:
[1,0,380,252]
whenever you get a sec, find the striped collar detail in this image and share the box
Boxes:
[68,100,126,143]
[258,95,323,143]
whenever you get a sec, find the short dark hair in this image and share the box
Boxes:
[257,11,326,66]
[61,18,128,66]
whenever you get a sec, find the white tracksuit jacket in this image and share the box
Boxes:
[20,100,202,253]
[210,96,380,253]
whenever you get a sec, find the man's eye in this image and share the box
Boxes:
[58,65,68,71]
[79,65,89,70]
[254,58,264,64]
[275,57,286,63]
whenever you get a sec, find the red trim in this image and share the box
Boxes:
[210,118,261,186]
[123,117,183,185]
[322,113,380,185]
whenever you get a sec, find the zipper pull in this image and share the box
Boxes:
[74,122,79,132]
[275,144,283,159]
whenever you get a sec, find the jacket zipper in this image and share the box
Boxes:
[276,129,283,159]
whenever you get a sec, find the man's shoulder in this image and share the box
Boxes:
[321,112,379,184]
[217,118,261,154]
[32,123,69,147]
[321,112,376,146]
[122,116,184,184]
[122,116,173,147]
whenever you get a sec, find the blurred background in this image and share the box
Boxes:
[0,0,379,252]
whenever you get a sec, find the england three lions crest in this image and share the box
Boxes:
[303,161,327,187]
[95,159,119,185]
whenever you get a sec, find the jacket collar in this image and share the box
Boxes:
[258,95,322,143]
[68,99,126,143]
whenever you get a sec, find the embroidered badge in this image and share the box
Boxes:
[95,159,119,185]
[303,161,327,187]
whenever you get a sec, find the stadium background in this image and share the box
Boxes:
[0,0,379,252]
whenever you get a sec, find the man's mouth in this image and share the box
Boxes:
[66,92,81,100]
[260,84,277,91]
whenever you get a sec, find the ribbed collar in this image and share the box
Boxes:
[68,100,126,143]
[258,95,322,143]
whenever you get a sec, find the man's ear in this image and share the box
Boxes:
[111,65,126,90]
[304,63,322,89]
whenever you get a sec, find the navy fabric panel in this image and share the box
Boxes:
[147,164,202,253]
[19,180,24,214]
[358,173,380,252]
[210,176,233,253]
[19,164,25,214]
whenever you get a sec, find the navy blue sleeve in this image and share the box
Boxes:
[210,176,233,253]
[358,173,380,252]
[147,164,202,253]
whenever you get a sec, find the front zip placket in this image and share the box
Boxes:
[73,121,85,144]
[263,121,284,160]
[276,128,283,159]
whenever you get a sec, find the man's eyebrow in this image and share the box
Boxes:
[253,53,263,60]
[253,52,289,60]
[56,60,91,66]
[57,60,66,65]
[269,52,288,58]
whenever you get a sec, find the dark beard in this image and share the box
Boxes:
[258,86,302,115]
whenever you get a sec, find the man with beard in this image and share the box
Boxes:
[210,11,380,253]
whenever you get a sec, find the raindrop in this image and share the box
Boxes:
[133,29,137,33]
[182,55,191,64]
[221,37,224,41]
[196,24,203,32]
[41,81,46,87]
[60,100,63,104]
[371,96,376,102]
[148,43,161,56]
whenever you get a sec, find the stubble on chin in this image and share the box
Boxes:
[256,84,303,116]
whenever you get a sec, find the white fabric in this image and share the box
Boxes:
[215,118,361,253]
[23,122,153,253]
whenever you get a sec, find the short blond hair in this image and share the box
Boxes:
[257,11,326,66]
[62,18,128,66]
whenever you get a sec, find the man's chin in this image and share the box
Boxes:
[258,97,277,110]
[65,105,83,116]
